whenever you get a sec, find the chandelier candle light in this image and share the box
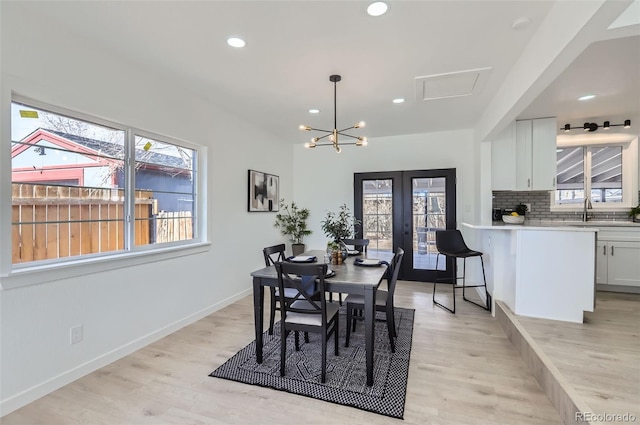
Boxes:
[300,75,367,153]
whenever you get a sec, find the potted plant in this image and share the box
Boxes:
[321,204,362,259]
[629,204,640,223]
[274,199,312,256]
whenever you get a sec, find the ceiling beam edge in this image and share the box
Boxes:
[474,0,633,144]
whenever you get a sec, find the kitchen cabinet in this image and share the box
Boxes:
[595,240,608,284]
[491,118,557,191]
[596,229,640,288]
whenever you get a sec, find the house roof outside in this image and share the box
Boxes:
[16,129,192,171]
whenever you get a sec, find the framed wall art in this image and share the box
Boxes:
[248,169,279,212]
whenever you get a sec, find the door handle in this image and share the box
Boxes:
[611,245,614,256]
[603,245,606,255]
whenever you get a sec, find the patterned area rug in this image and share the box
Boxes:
[210,307,414,419]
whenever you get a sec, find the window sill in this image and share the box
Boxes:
[0,242,211,290]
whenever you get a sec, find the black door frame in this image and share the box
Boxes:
[354,168,456,281]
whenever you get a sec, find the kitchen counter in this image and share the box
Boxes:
[462,222,596,323]
[467,222,599,231]
[470,220,640,230]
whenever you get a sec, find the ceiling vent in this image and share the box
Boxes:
[415,67,492,101]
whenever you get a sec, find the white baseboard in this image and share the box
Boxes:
[0,288,251,417]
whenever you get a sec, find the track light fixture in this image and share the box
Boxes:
[562,119,631,133]
[300,75,367,153]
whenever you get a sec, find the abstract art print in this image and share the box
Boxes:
[248,170,279,212]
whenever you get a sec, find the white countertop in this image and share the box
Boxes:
[461,221,636,232]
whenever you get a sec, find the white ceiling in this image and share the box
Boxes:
[10,1,640,144]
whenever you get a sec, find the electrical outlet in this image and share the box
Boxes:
[524,203,532,213]
[70,325,83,344]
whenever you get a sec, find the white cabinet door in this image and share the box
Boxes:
[491,121,517,190]
[531,118,557,190]
[595,241,608,284]
[608,241,640,287]
[515,120,532,190]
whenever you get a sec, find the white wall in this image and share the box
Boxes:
[292,130,477,250]
[0,7,292,415]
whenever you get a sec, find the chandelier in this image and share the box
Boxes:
[300,75,367,153]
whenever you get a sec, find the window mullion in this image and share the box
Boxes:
[584,147,592,197]
[124,129,136,250]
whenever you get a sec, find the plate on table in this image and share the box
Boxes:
[286,255,317,263]
[347,250,360,256]
[354,258,384,267]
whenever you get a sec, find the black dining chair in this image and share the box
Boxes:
[344,247,404,353]
[433,229,491,314]
[274,262,340,383]
[341,238,369,255]
[263,244,293,335]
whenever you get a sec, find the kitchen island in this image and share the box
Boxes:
[462,222,598,323]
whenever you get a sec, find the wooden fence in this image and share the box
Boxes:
[11,183,192,264]
[155,211,193,244]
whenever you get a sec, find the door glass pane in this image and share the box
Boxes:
[590,146,622,203]
[362,179,393,257]
[555,146,585,204]
[413,177,446,270]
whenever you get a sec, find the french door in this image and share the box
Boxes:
[354,169,456,281]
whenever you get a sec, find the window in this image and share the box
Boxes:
[10,98,200,265]
[554,139,637,210]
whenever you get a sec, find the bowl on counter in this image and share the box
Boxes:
[502,215,525,224]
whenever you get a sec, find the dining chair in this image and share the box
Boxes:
[342,238,369,255]
[329,238,370,305]
[274,262,340,383]
[263,244,293,335]
[344,247,404,353]
[432,229,491,314]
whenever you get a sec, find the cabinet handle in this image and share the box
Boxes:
[611,245,614,256]
[527,178,531,188]
[553,177,556,187]
[603,245,606,255]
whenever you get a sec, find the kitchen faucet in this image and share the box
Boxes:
[582,196,593,222]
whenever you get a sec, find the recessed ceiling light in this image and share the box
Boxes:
[227,37,246,48]
[512,17,532,31]
[308,109,320,114]
[367,2,388,17]
[578,94,596,101]
[392,98,405,104]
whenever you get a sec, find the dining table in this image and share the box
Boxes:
[250,249,391,386]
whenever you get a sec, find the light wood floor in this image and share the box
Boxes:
[515,291,640,421]
[2,281,563,425]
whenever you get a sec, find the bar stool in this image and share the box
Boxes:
[433,230,491,314]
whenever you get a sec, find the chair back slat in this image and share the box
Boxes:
[386,247,405,307]
[342,238,369,254]
[263,244,286,266]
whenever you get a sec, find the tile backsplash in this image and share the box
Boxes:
[492,190,640,221]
